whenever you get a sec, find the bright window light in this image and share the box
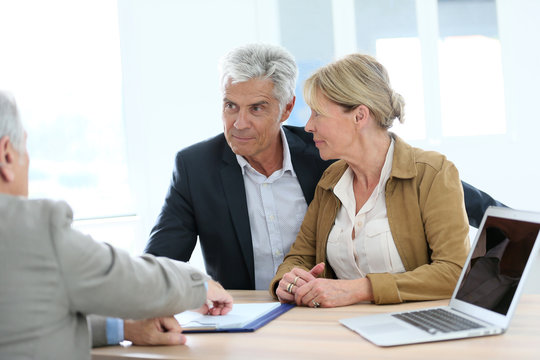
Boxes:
[0,0,133,219]
[376,37,426,141]
[439,35,506,137]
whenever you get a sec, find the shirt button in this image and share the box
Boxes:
[269,215,274,221]
[274,250,282,256]
[356,221,363,227]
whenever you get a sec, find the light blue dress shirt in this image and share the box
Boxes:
[106,317,124,345]
[236,128,307,290]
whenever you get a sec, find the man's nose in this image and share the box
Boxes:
[234,109,250,129]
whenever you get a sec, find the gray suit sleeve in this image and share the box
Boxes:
[88,315,108,348]
[49,201,208,319]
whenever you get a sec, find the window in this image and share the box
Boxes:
[376,37,426,140]
[0,0,133,220]
[280,0,504,142]
[438,0,505,137]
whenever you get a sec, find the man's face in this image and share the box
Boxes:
[222,78,292,164]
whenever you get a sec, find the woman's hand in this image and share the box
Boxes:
[295,278,374,308]
[276,263,325,303]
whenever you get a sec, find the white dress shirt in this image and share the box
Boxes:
[326,139,405,279]
[236,128,307,290]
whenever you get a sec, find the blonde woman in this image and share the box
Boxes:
[270,54,470,307]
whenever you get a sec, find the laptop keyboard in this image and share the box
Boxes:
[392,308,485,334]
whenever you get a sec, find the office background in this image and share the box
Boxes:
[1,0,538,290]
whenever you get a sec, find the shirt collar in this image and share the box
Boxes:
[333,137,395,211]
[378,137,395,193]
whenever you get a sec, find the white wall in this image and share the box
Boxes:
[497,0,540,293]
[423,0,540,293]
[497,0,540,211]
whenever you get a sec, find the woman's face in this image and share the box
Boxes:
[304,92,358,160]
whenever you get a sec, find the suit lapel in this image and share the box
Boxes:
[285,128,315,202]
[220,145,255,288]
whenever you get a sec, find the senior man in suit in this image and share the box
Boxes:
[146,43,333,291]
[91,43,333,347]
[0,91,233,360]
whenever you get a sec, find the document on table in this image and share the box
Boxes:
[175,302,294,333]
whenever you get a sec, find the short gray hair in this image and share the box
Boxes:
[219,43,298,111]
[0,91,25,153]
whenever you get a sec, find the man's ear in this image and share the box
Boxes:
[279,96,296,123]
[0,136,15,182]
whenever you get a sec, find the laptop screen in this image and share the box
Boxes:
[455,215,540,315]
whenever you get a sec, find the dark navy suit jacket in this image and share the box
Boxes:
[145,126,333,289]
[145,126,505,289]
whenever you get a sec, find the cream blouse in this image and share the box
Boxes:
[326,139,405,279]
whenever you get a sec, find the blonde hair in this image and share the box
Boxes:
[303,54,404,129]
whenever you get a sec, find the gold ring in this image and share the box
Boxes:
[312,300,320,308]
[293,276,299,286]
[287,283,294,293]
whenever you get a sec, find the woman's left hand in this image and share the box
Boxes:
[295,278,374,308]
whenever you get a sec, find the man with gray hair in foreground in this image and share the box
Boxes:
[0,91,233,360]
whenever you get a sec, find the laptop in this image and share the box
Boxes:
[340,206,540,346]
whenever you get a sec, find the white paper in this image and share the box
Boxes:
[175,302,281,330]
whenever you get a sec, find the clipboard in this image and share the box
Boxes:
[175,302,295,333]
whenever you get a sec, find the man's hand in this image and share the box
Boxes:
[197,280,234,315]
[123,317,186,346]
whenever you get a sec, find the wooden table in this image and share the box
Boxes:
[92,291,540,360]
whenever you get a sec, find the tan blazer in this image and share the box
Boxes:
[0,194,208,360]
[270,134,470,304]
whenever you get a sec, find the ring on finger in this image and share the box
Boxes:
[312,300,320,308]
[293,276,299,286]
[287,282,294,293]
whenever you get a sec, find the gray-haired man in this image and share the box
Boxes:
[0,91,233,359]
[93,43,331,347]
[146,43,332,290]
